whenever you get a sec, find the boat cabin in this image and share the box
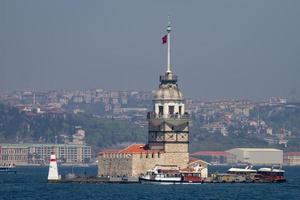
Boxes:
[256,168,285,182]
[180,172,202,182]
[227,167,257,175]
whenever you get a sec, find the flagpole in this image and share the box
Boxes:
[166,21,171,73]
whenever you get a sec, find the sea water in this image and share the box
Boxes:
[0,166,299,200]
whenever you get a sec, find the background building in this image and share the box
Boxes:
[0,144,28,165]
[226,148,283,165]
[190,151,236,165]
[284,152,300,165]
[0,143,91,165]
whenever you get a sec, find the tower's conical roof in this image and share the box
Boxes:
[153,71,183,101]
[154,82,183,100]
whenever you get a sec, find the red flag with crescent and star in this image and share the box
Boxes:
[162,35,167,44]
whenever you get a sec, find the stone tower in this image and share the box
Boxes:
[98,21,191,177]
[147,21,189,168]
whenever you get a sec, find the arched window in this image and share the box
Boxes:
[169,106,174,115]
[159,106,163,115]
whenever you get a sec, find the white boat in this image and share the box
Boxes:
[0,163,16,173]
[139,165,204,185]
[216,165,286,183]
[256,167,285,182]
[227,165,257,175]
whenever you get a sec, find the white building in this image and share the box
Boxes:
[0,143,91,165]
[226,148,283,165]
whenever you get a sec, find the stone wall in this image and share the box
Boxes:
[164,143,188,153]
[99,151,189,177]
[98,153,133,177]
[132,151,189,176]
[161,152,189,169]
[131,152,164,176]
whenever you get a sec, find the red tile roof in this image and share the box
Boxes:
[284,152,300,156]
[100,149,121,154]
[188,156,210,165]
[191,151,232,157]
[189,156,199,163]
[100,143,162,155]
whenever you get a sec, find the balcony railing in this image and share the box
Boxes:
[147,112,189,120]
[160,74,178,84]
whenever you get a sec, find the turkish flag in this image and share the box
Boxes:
[162,35,167,44]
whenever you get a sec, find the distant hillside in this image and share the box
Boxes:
[190,104,300,152]
[257,104,300,135]
[0,103,147,152]
[1,103,300,154]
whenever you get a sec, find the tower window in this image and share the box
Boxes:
[179,106,182,115]
[159,106,163,115]
[169,106,174,115]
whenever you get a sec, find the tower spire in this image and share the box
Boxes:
[166,18,171,74]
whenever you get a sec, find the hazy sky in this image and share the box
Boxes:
[1,0,299,100]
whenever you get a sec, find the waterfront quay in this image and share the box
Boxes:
[51,176,139,184]
[50,175,285,184]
